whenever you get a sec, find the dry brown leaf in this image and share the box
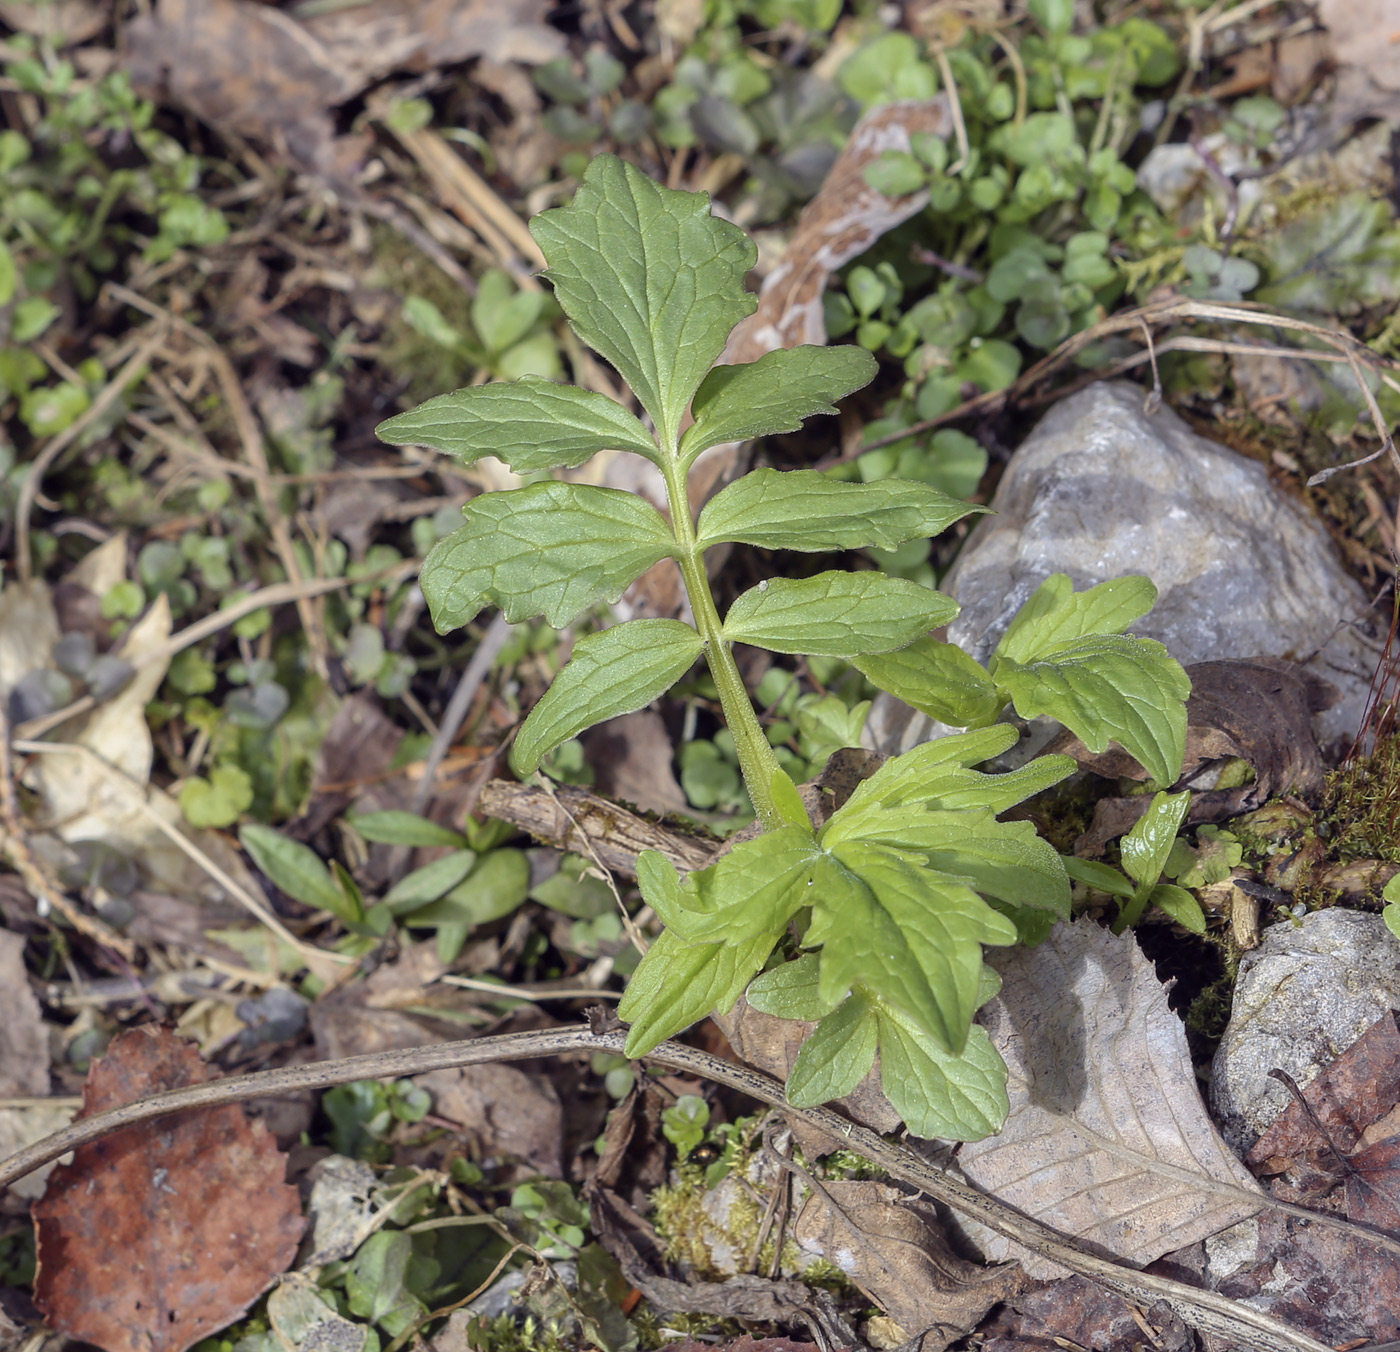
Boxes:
[0,932,46,1099]
[582,710,689,816]
[1317,0,1400,126]
[32,1025,304,1352]
[792,1180,1028,1350]
[959,920,1263,1280]
[0,0,107,44]
[416,1062,565,1179]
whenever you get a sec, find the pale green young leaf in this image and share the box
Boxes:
[239,824,360,922]
[621,925,779,1056]
[822,804,1071,916]
[787,993,879,1107]
[664,828,826,944]
[512,620,703,775]
[696,469,983,553]
[810,841,1017,1053]
[383,850,477,915]
[993,574,1158,665]
[679,346,878,463]
[1386,874,1400,904]
[530,153,757,449]
[770,767,813,832]
[376,379,659,471]
[1120,790,1191,889]
[1062,855,1135,899]
[842,737,1074,817]
[876,1003,1009,1141]
[723,572,958,657]
[991,634,1190,786]
[350,810,469,849]
[854,637,1003,728]
[637,849,686,929]
[1149,882,1206,934]
[745,953,839,1022]
[421,481,674,632]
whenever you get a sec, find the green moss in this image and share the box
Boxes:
[1322,727,1400,864]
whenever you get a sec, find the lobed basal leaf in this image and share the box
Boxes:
[420,481,674,632]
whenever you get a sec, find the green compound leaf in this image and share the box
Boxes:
[696,470,983,553]
[512,620,704,775]
[991,634,1190,787]
[787,992,879,1108]
[620,925,779,1056]
[679,346,878,463]
[854,636,1004,728]
[808,841,1017,1054]
[746,952,839,1022]
[723,572,958,657]
[421,481,674,632]
[530,153,757,450]
[661,827,827,944]
[1120,790,1191,890]
[376,378,658,472]
[993,574,1158,666]
[875,1002,1009,1140]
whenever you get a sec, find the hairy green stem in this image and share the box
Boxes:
[660,453,784,830]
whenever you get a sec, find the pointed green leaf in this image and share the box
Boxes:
[1120,790,1191,889]
[383,849,478,915]
[621,925,779,1056]
[406,848,530,928]
[512,620,703,775]
[239,825,358,920]
[724,572,958,657]
[637,849,686,927]
[787,993,879,1108]
[842,735,1074,816]
[876,1003,1009,1141]
[770,767,813,832]
[421,481,674,632]
[1062,855,1136,899]
[696,469,983,552]
[853,636,1003,728]
[663,827,826,944]
[376,378,659,472]
[993,574,1158,665]
[1150,882,1206,934]
[679,346,878,463]
[746,953,839,1021]
[811,841,1016,1053]
[530,153,757,449]
[991,634,1190,786]
[350,811,469,849]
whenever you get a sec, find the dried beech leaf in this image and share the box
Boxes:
[792,1180,1028,1348]
[33,1026,304,1352]
[959,920,1263,1279]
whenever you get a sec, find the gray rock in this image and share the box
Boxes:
[866,381,1378,755]
[1208,909,1400,1153]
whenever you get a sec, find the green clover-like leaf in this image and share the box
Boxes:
[376,378,658,472]
[854,635,1004,728]
[724,572,958,656]
[991,634,1190,787]
[679,346,878,464]
[421,481,674,632]
[696,469,983,553]
[530,153,756,450]
[512,620,703,775]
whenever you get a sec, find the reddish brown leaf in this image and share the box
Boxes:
[32,1025,304,1352]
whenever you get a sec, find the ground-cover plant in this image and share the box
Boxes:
[377,154,1190,1140]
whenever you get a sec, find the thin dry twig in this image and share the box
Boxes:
[0,1025,1341,1352]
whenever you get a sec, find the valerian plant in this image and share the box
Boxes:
[377,154,1190,1141]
